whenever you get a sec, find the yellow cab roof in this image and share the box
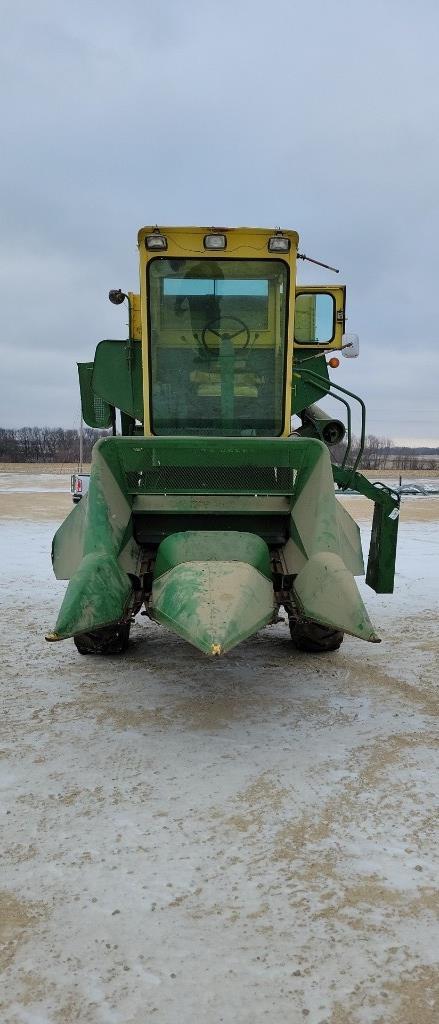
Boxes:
[137,225,299,257]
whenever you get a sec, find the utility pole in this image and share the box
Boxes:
[79,412,83,473]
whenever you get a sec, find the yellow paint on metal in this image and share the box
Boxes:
[137,226,299,436]
[293,285,346,350]
[211,643,222,656]
[127,292,142,341]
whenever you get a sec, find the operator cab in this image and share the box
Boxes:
[138,226,347,438]
[139,227,299,437]
[147,256,288,436]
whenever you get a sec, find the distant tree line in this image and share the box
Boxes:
[333,434,439,470]
[0,426,110,463]
[0,426,437,469]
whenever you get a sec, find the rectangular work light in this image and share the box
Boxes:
[145,233,168,250]
[203,233,227,250]
[268,235,290,253]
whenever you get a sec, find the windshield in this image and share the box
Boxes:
[148,258,289,435]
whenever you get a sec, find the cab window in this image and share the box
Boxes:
[294,292,335,344]
[148,258,289,436]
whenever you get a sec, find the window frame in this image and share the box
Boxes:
[294,291,336,345]
[146,256,291,437]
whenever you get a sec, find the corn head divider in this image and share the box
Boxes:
[47,225,399,658]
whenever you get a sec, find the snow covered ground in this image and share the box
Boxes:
[1,478,438,1024]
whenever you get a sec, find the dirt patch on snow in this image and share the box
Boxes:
[341,494,439,523]
[0,490,72,521]
[0,892,48,970]
[0,462,89,474]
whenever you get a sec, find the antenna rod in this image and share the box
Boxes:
[297,252,339,273]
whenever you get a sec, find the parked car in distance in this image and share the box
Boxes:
[397,483,427,495]
[70,473,90,503]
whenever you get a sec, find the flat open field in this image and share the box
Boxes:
[1,463,437,476]
[1,469,438,1023]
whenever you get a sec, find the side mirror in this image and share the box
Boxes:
[342,333,359,358]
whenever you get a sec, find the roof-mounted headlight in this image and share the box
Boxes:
[145,231,168,250]
[268,234,290,253]
[203,233,227,250]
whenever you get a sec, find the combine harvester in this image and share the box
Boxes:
[47,226,399,656]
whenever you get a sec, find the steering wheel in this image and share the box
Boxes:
[201,315,251,353]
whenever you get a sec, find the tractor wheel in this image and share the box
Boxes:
[289,617,343,653]
[74,622,131,656]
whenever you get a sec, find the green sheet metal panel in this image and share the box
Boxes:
[154,530,272,581]
[77,362,114,429]
[92,340,143,421]
[119,435,308,496]
[292,352,330,413]
[151,558,275,655]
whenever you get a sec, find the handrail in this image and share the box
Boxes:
[293,370,352,462]
[296,366,366,483]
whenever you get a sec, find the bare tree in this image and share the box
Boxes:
[0,427,111,463]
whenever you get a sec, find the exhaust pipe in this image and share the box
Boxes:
[297,403,345,447]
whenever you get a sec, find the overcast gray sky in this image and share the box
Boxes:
[1,0,438,444]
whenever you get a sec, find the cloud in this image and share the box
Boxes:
[1,0,438,441]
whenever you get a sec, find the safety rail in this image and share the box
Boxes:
[294,366,366,482]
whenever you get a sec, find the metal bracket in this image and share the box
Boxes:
[333,467,400,594]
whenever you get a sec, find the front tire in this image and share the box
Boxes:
[74,622,131,655]
[289,617,343,653]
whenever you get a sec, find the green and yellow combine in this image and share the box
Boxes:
[47,226,399,656]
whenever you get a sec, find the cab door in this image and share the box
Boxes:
[293,285,346,350]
